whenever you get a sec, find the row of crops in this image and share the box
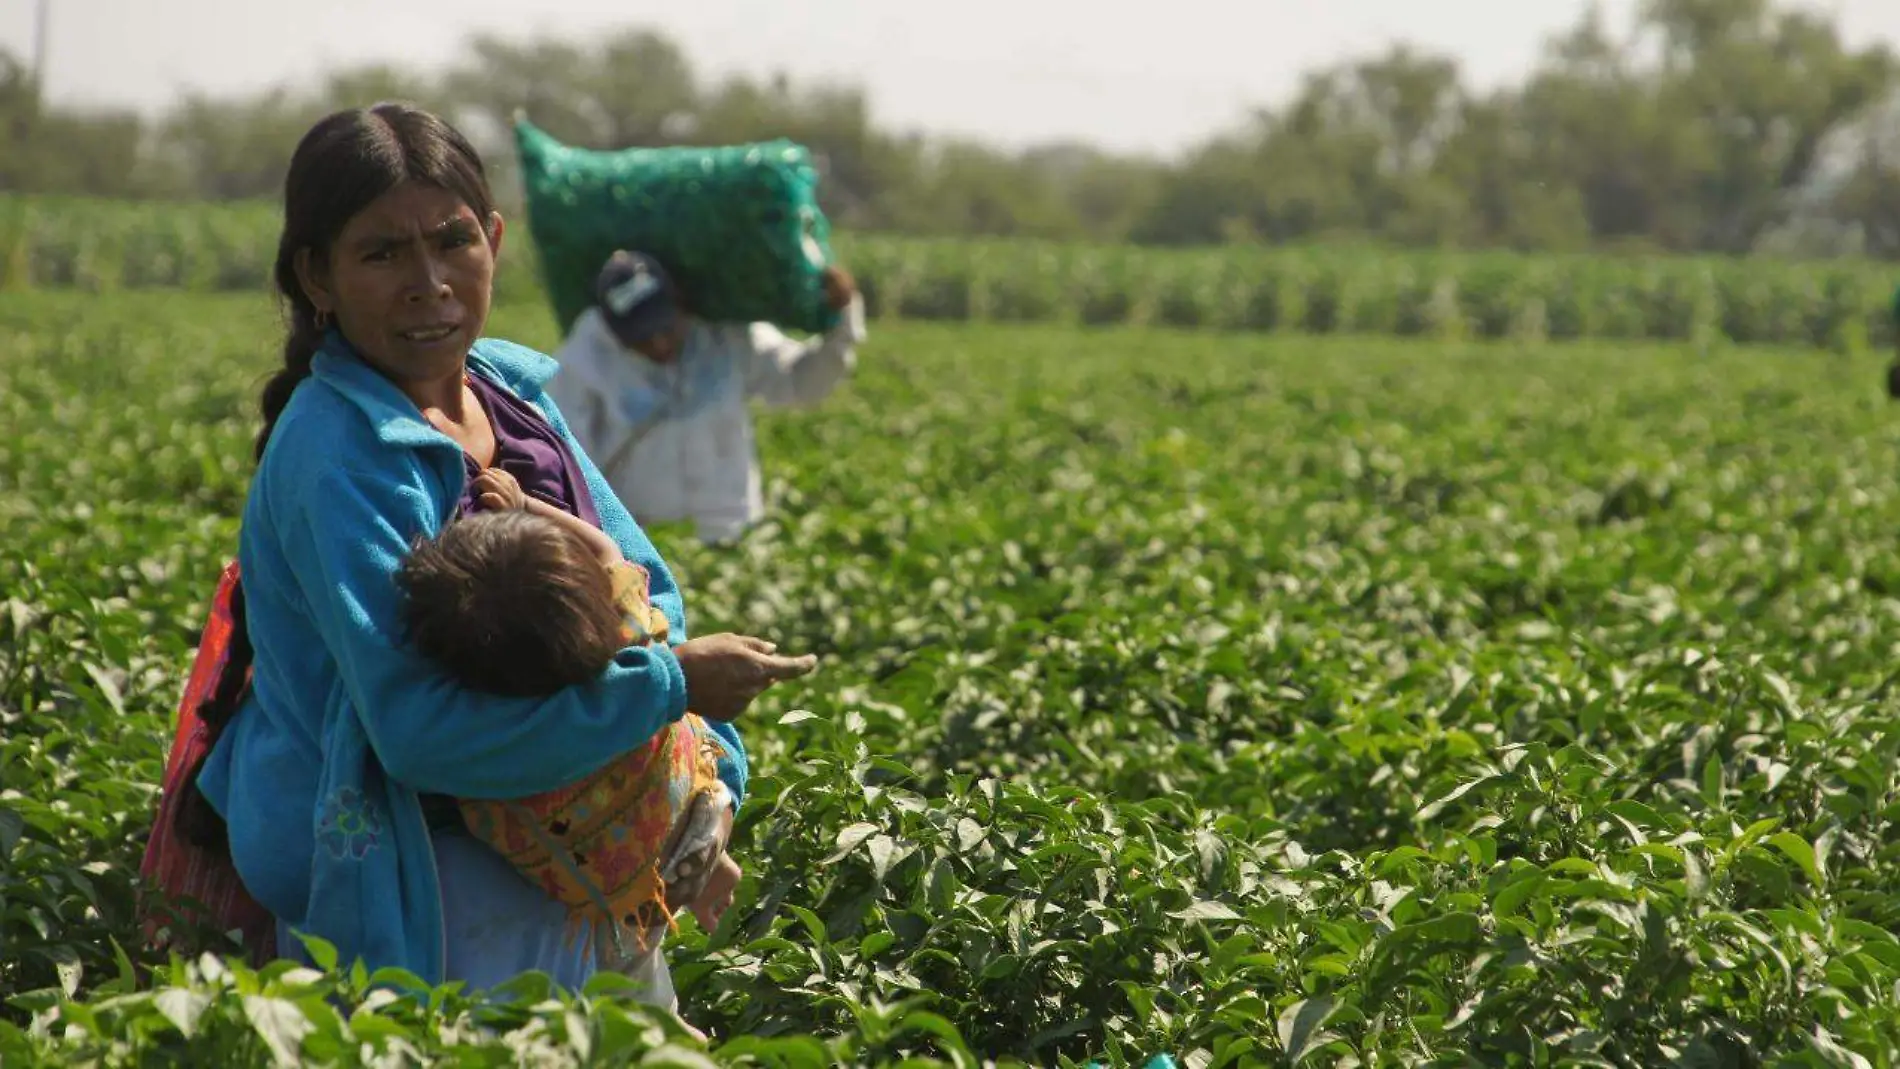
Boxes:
[4,194,1896,350]
[11,294,1900,1063]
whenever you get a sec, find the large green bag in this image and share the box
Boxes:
[513,117,841,336]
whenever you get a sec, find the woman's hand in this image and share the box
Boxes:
[471,467,526,512]
[674,633,816,722]
[821,265,857,311]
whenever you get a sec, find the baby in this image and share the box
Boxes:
[395,467,743,984]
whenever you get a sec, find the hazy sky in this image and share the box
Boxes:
[5,0,1900,156]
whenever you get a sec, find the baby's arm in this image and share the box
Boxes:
[471,468,623,569]
[521,495,624,569]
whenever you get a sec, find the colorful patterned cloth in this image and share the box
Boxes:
[456,560,722,953]
[137,560,277,965]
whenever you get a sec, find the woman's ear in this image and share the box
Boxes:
[293,248,334,320]
[486,211,505,258]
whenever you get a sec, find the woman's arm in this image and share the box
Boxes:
[276,459,688,800]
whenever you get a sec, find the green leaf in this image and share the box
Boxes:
[242,994,314,1068]
[1277,996,1336,1062]
[154,988,211,1038]
[80,661,125,716]
[1409,912,1483,945]
[1602,800,1666,830]
[868,834,898,882]
[1766,832,1825,889]
[1758,669,1798,712]
[1682,848,1708,902]
[1025,1015,1096,1053]
[1416,775,1500,822]
[633,1044,723,1068]
[1171,901,1243,923]
[344,1011,414,1043]
[785,904,829,945]
[1492,871,1548,919]
[5,598,32,638]
[0,807,23,859]
[364,967,429,995]
[892,1007,977,1056]
[1374,846,1430,877]
[1806,1025,1874,1069]
[105,936,138,996]
[956,817,986,852]
[297,933,339,973]
[824,822,880,864]
[47,947,81,998]
[714,1036,833,1067]
[778,710,821,726]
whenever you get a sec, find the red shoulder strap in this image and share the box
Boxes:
[138,560,274,965]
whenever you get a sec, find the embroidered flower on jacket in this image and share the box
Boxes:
[318,787,384,861]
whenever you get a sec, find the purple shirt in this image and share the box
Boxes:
[458,373,602,527]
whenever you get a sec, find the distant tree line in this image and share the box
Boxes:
[5,0,1900,257]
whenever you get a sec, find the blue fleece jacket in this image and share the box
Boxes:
[196,329,747,984]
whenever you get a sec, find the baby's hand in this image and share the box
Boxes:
[471,467,526,512]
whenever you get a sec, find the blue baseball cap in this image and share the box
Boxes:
[594,250,680,348]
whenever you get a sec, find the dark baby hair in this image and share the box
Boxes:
[396,510,628,697]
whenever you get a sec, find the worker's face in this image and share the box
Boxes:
[631,319,690,365]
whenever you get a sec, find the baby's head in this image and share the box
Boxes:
[397,509,624,696]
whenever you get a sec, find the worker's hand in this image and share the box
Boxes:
[822,265,857,311]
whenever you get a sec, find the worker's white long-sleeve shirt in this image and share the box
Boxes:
[545,296,866,544]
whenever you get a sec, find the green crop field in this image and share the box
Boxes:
[4,285,1900,1066]
[5,194,1898,353]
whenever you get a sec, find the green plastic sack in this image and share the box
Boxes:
[513,117,840,336]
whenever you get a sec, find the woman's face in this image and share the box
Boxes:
[298,182,503,388]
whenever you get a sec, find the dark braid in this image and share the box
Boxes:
[172,102,498,856]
